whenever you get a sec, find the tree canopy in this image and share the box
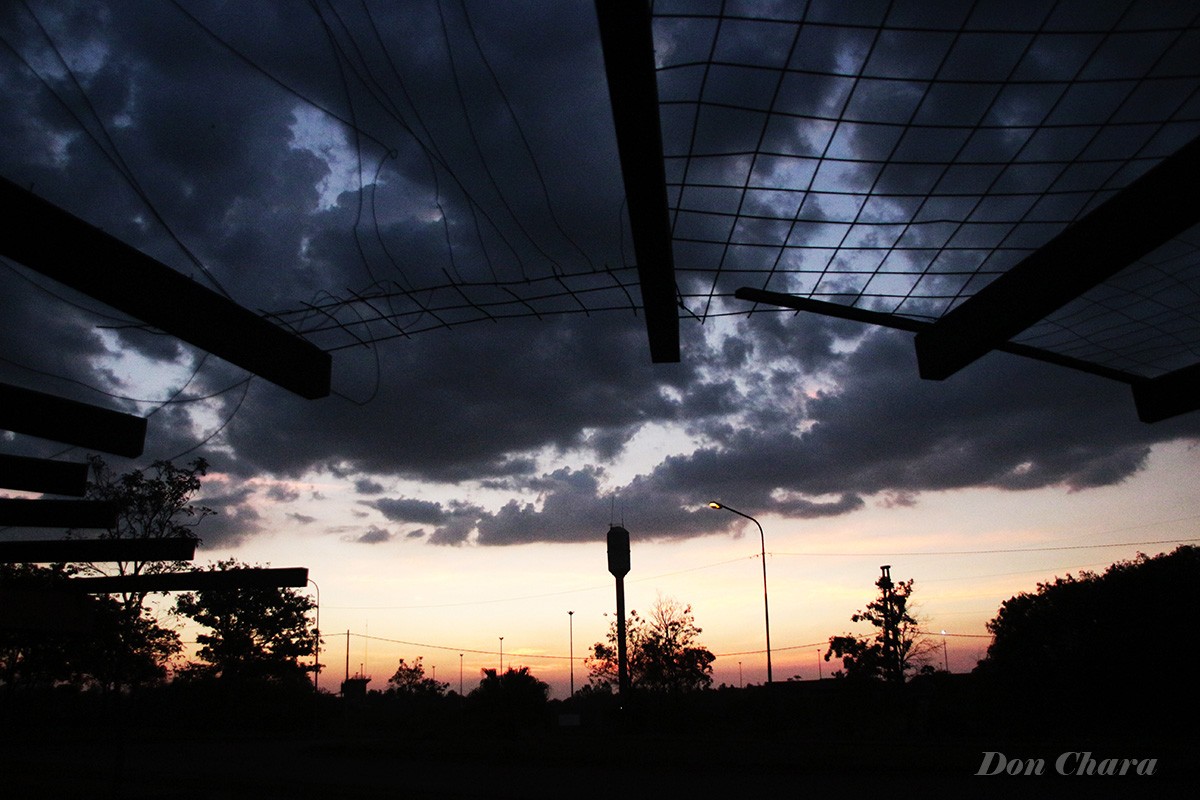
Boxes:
[80,457,213,580]
[173,560,316,686]
[978,545,1199,686]
[386,657,448,697]
[587,596,715,693]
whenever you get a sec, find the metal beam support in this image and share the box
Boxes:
[913,135,1200,380]
[0,382,147,457]
[595,0,679,363]
[0,537,197,564]
[0,453,89,496]
[67,567,309,593]
[0,498,118,529]
[1131,363,1200,423]
[0,177,331,399]
[735,287,1141,385]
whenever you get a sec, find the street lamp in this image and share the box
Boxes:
[709,501,772,684]
[499,637,504,674]
[568,610,575,697]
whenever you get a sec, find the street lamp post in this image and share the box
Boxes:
[709,501,772,684]
[941,630,950,673]
[499,637,504,674]
[568,610,575,697]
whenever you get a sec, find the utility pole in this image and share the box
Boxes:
[879,565,899,683]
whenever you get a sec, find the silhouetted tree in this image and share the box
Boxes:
[386,657,447,697]
[56,457,214,687]
[972,547,1200,735]
[0,563,80,689]
[173,560,316,686]
[978,546,1199,687]
[468,666,549,723]
[76,457,213,607]
[0,562,180,692]
[826,567,934,682]
[587,595,715,693]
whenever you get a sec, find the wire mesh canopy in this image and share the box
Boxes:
[598,0,1200,422]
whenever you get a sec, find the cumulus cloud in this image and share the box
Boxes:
[354,478,385,495]
[266,485,301,503]
[352,526,394,545]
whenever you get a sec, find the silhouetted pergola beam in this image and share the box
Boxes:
[913,135,1200,381]
[68,567,309,594]
[0,499,118,529]
[735,287,1140,385]
[0,382,147,457]
[595,0,679,363]
[0,453,89,496]
[1132,363,1200,423]
[0,537,197,564]
[0,177,332,399]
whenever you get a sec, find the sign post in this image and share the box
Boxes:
[606,525,631,704]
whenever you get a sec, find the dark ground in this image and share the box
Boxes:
[2,675,1194,798]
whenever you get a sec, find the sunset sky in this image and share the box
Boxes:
[2,1,1199,698]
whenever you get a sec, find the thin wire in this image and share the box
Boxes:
[770,537,1200,557]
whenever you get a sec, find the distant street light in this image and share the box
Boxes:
[568,610,575,697]
[709,501,772,684]
[499,636,504,674]
[459,653,464,695]
[941,630,950,673]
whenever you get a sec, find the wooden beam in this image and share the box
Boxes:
[0,382,146,457]
[67,567,309,593]
[0,177,332,399]
[0,537,197,564]
[0,453,89,496]
[1131,363,1200,423]
[0,498,118,529]
[913,135,1200,380]
[595,0,679,363]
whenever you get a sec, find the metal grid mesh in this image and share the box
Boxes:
[656,1,1200,377]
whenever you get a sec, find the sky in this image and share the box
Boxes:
[2,1,1199,698]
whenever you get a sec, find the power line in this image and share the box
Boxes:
[340,630,993,665]
[771,537,1200,558]
[324,552,760,610]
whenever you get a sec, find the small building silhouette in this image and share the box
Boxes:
[341,675,371,699]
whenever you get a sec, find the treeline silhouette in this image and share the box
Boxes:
[3,548,1197,794]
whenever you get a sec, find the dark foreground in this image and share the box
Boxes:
[2,675,1194,798]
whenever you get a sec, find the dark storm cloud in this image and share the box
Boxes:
[643,328,1200,513]
[195,485,263,548]
[2,1,1198,552]
[366,496,450,526]
[410,324,1200,545]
